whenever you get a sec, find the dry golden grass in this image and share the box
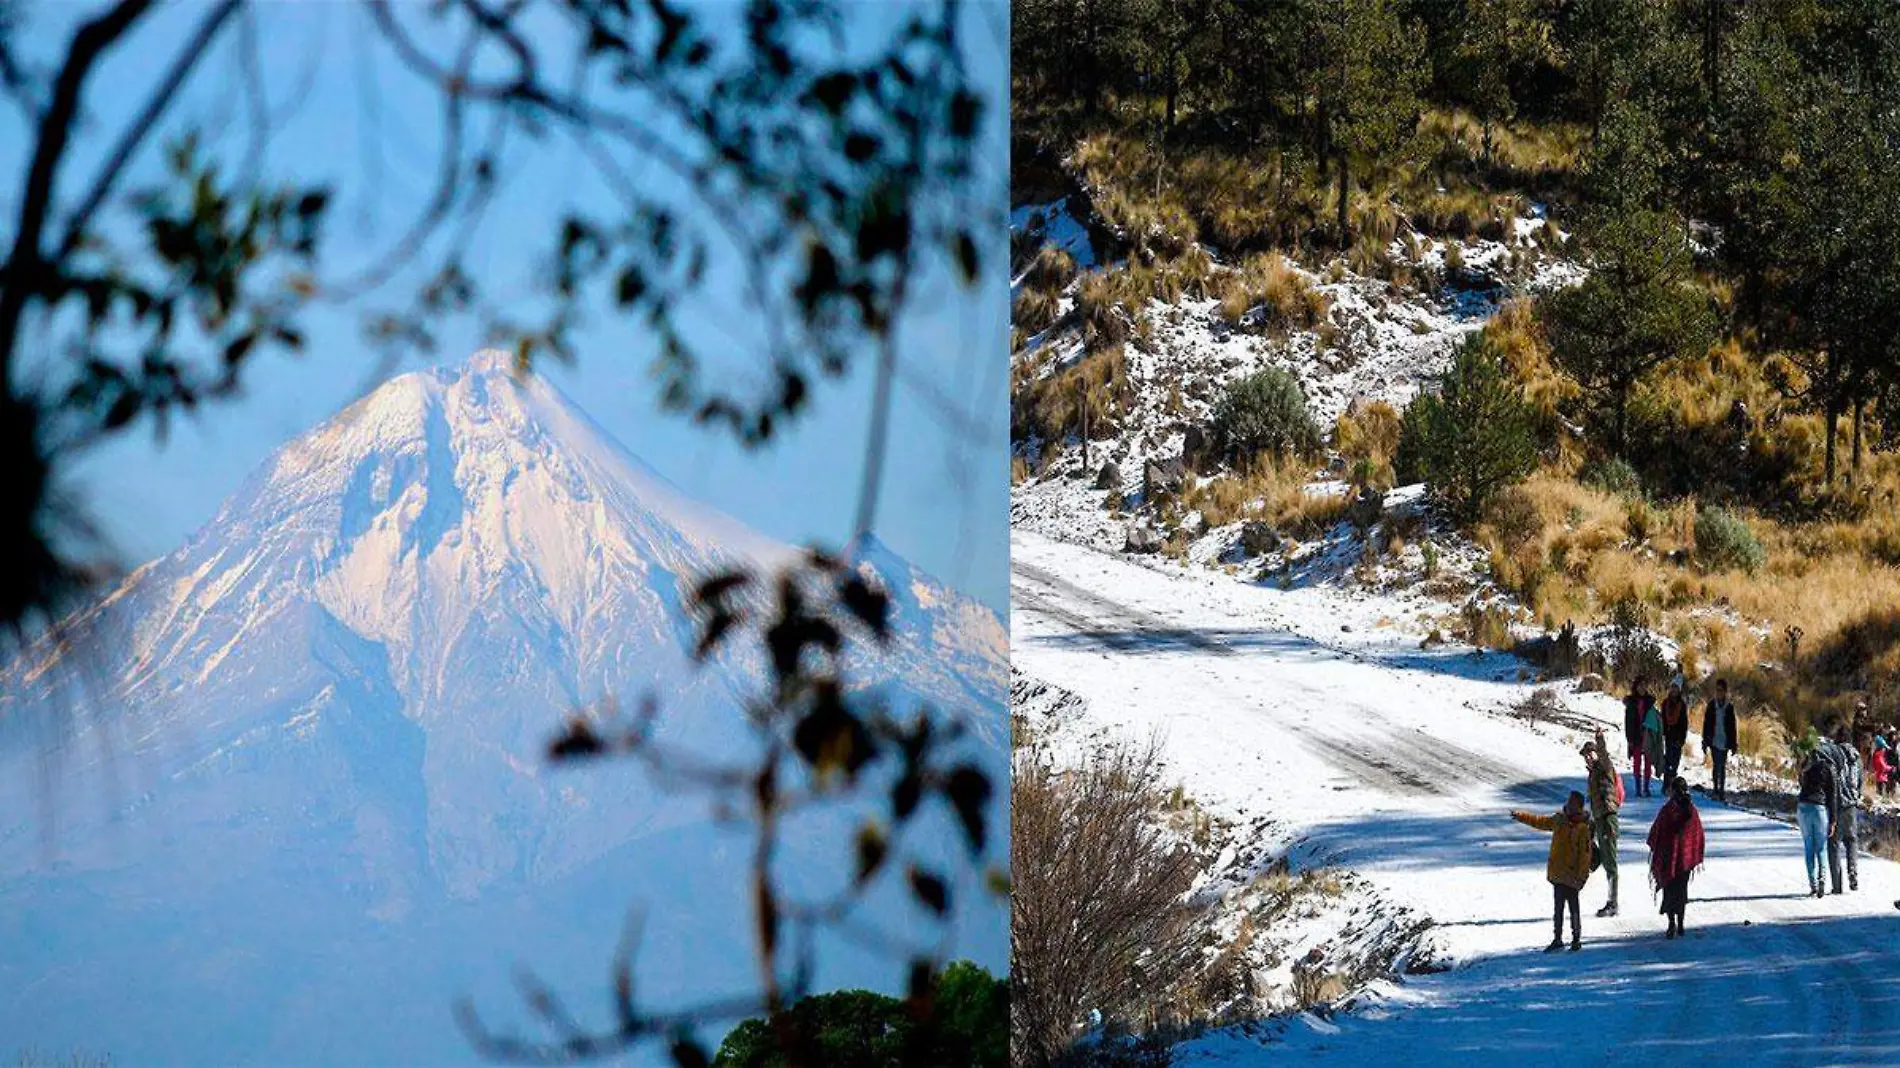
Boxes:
[1414,107,1586,188]
[1494,455,1900,732]
[1172,246,1218,301]
[1073,129,1415,261]
[1021,245,1077,293]
[1462,600,1519,650]
[1059,103,1577,267]
[1336,401,1402,467]
[1074,272,1129,352]
[1011,346,1128,447]
[1735,709,1793,766]
[1215,253,1329,332]
[1182,457,1350,538]
[1013,287,1061,337]
[1476,473,1637,616]
[1484,299,1575,419]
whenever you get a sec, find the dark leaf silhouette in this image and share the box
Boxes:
[549,717,607,761]
[908,868,948,916]
[669,1037,710,1068]
[838,574,890,639]
[892,770,923,822]
[855,823,888,884]
[791,687,873,780]
[943,764,991,854]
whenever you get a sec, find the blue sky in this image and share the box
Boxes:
[2,0,1009,613]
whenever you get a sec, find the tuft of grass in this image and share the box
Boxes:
[1461,600,1517,650]
[1013,287,1062,337]
[1216,253,1328,334]
[1075,271,1130,352]
[1735,709,1792,767]
[1021,245,1077,293]
[1011,346,1128,448]
[1335,400,1402,467]
[1182,455,1349,538]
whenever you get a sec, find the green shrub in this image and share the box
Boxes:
[715,963,1006,1068]
[1581,456,1642,497]
[1397,335,1539,524]
[1694,506,1766,574]
[1211,367,1320,461]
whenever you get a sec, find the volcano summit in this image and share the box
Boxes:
[0,351,1006,1066]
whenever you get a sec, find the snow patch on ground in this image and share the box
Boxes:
[1013,666,1443,1037]
[1012,197,1097,272]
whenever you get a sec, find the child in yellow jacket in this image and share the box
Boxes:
[1511,790,1594,952]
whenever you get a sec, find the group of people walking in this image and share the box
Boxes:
[1510,722,1707,950]
[1795,722,1865,898]
[1624,677,1738,800]
[1508,677,1873,951]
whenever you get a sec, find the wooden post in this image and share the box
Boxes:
[1079,376,1090,474]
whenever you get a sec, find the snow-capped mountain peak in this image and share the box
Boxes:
[0,348,1007,1065]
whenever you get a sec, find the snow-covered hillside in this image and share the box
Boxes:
[1014,529,1900,1065]
[1007,192,1600,749]
[0,350,1007,1067]
[1011,199,1580,564]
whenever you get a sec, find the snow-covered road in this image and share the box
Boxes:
[1012,529,1900,1066]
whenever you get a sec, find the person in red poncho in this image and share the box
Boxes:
[1648,775,1707,938]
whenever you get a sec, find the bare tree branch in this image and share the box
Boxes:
[51,0,240,264]
[0,0,155,378]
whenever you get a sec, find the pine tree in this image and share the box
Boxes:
[1542,102,1715,453]
[1454,0,1554,165]
[1741,4,1900,486]
[1311,0,1425,244]
[1557,0,1647,144]
[1399,335,1539,524]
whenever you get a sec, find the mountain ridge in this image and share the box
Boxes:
[0,349,1007,1066]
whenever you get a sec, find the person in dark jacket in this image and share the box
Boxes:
[1822,722,1863,894]
[1648,776,1706,938]
[1659,683,1690,783]
[1701,679,1739,801]
[1625,679,1656,796]
[1796,745,1838,898]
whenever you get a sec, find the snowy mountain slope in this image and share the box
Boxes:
[0,350,1007,1066]
[1008,197,1583,589]
[1013,529,1900,1065]
[847,532,1010,746]
[1010,205,1575,451]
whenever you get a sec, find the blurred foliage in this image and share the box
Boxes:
[1,0,993,643]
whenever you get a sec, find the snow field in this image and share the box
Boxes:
[1013,529,1900,1066]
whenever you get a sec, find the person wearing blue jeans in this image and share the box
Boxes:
[1796,748,1838,898]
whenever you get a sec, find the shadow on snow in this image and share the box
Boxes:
[1021,617,1547,693]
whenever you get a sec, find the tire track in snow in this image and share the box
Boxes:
[1013,560,1523,796]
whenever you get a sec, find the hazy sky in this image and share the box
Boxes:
[2,1,1010,613]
